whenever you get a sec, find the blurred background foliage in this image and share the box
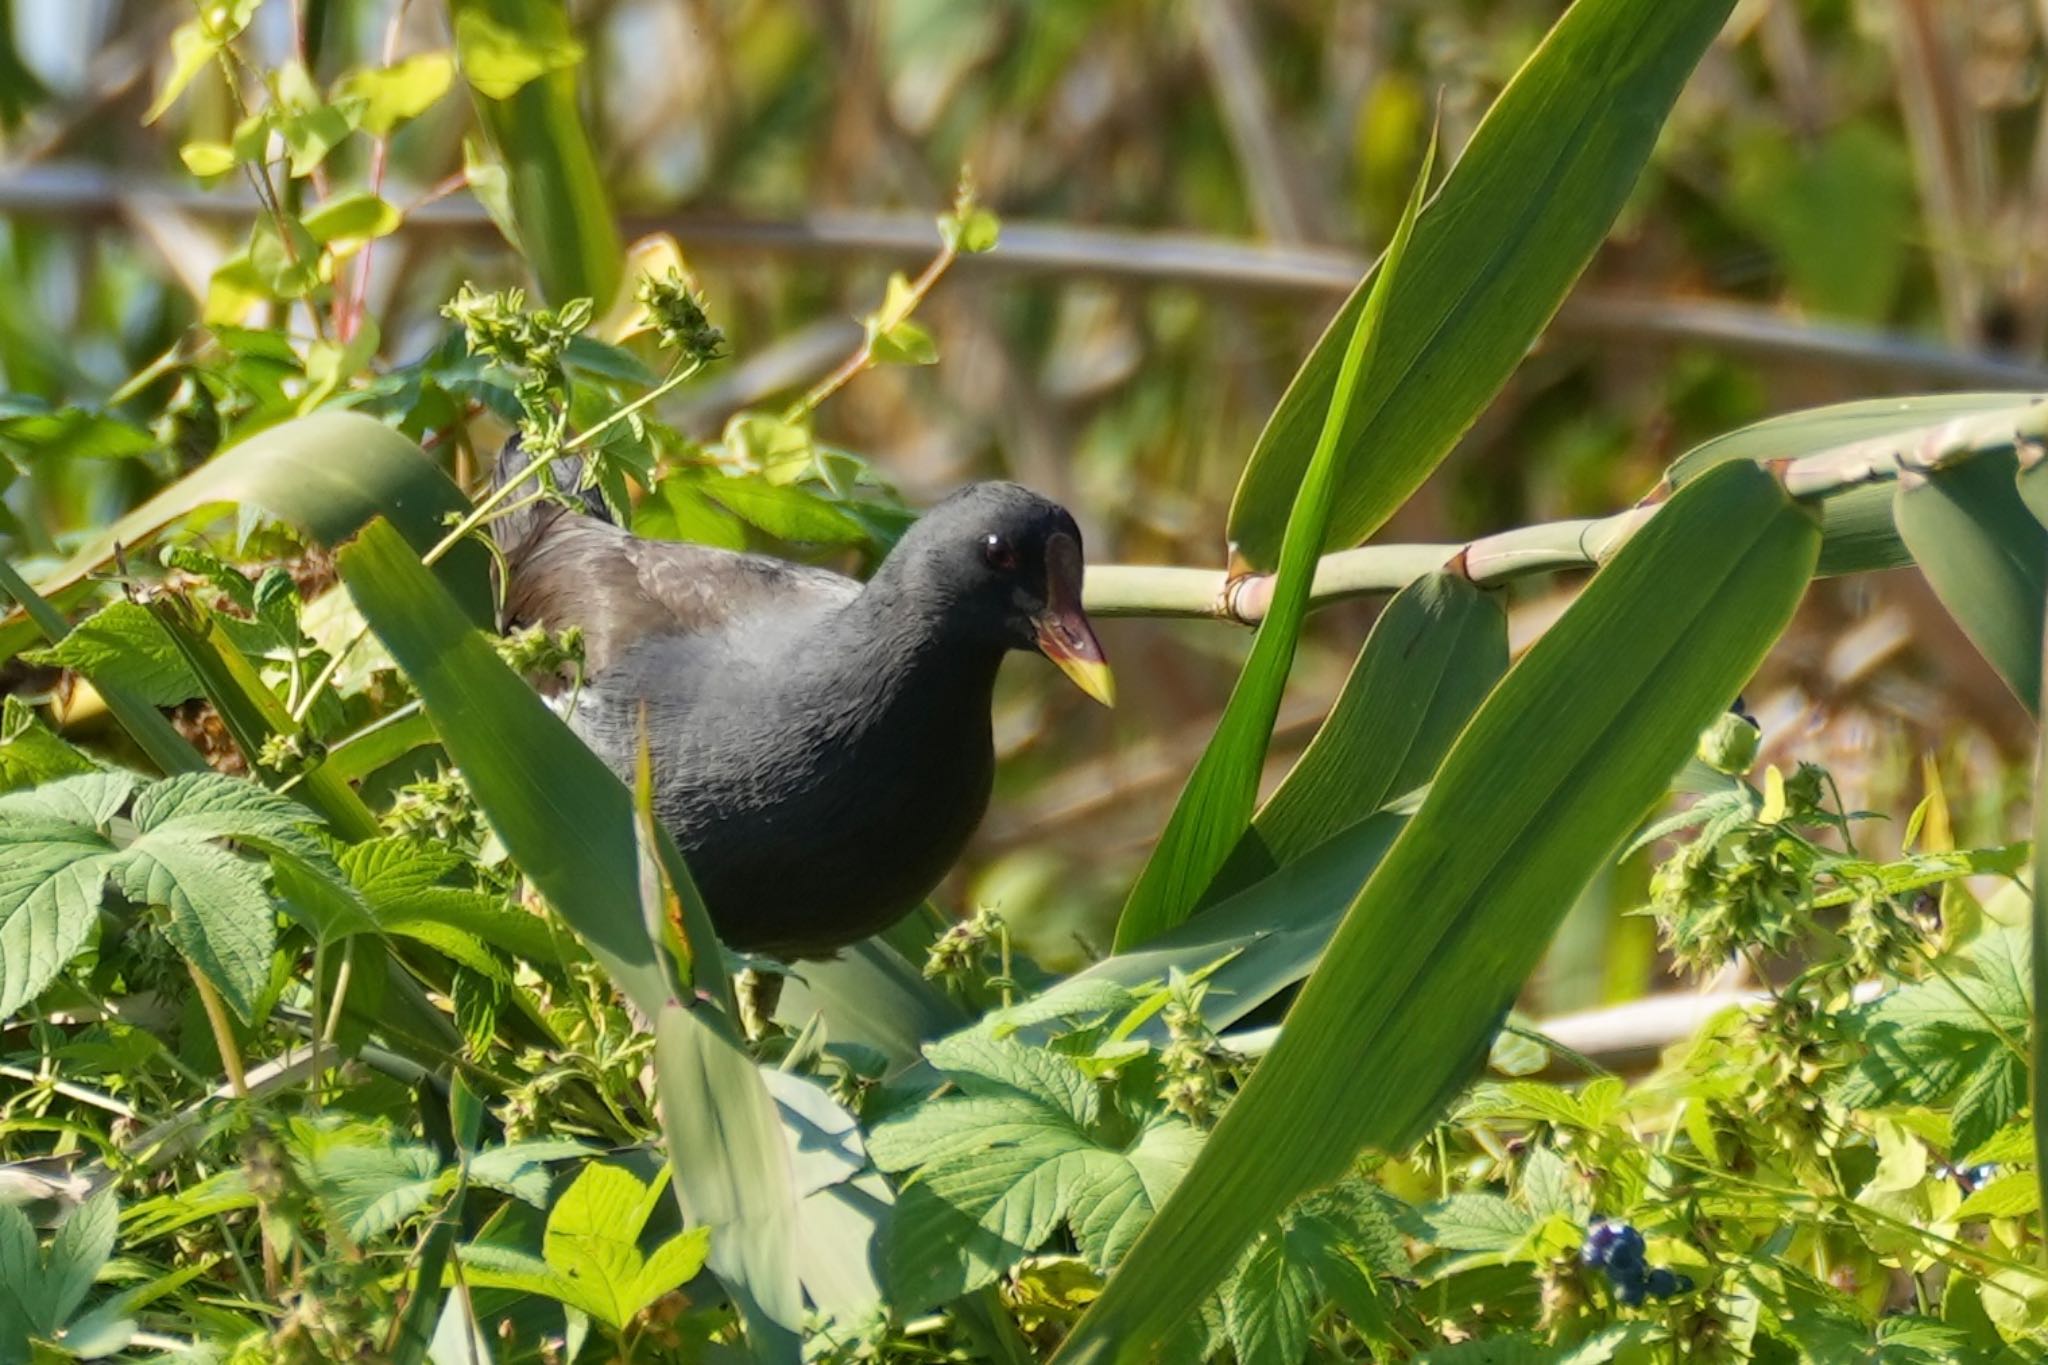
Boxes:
[2,0,2042,1005]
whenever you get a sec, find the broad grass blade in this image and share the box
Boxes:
[1066,810,1405,1036]
[1055,460,1819,1364]
[1113,138,1434,951]
[654,1003,803,1363]
[1895,450,2048,714]
[778,939,969,1073]
[10,412,489,641]
[1226,0,1736,569]
[1207,572,1505,905]
[337,519,673,1016]
[452,0,624,310]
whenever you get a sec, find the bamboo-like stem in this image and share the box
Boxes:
[1086,514,1635,622]
[1086,400,2048,623]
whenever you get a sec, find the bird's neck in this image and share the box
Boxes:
[828,575,1008,716]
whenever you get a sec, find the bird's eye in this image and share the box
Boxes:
[981,532,1018,571]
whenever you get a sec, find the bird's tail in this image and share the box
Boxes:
[489,433,611,560]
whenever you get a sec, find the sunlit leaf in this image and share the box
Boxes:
[336,52,456,135]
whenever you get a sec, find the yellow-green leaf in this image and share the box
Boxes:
[336,52,455,136]
[145,21,223,124]
[178,140,237,177]
[302,192,402,250]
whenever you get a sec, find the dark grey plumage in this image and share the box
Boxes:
[493,445,1108,957]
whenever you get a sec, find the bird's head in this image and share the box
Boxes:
[886,482,1115,706]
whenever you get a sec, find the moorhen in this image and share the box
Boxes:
[492,446,1114,960]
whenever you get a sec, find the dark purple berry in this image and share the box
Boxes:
[1581,1220,1621,1267]
[1613,1274,1648,1307]
[1645,1268,1691,1299]
[1605,1226,1647,1275]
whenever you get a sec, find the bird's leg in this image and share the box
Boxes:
[736,967,785,1042]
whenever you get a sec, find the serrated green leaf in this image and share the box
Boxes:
[0,828,117,1022]
[130,769,328,863]
[870,1065,1198,1314]
[340,838,565,964]
[297,1141,442,1243]
[1420,1193,1534,1254]
[633,1224,712,1319]
[1071,1121,1203,1268]
[866,1094,1063,1173]
[1298,1182,1410,1278]
[542,1162,669,1329]
[0,697,95,794]
[24,601,202,708]
[1224,1229,1316,1365]
[119,832,276,1023]
[466,1140,594,1208]
[1516,1147,1579,1220]
[1950,1049,2027,1162]
[42,1190,115,1330]
[0,1203,43,1338]
[921,1034,1099,1125]
[0,770,133,828]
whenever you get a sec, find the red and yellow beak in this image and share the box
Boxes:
[1034,532,1115,707]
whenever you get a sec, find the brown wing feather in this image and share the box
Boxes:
[501,508,860,676]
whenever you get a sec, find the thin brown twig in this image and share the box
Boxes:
[788,238,959,418]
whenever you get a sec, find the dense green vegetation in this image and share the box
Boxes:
[2,1,2046,1361]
